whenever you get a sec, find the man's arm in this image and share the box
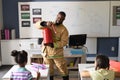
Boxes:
[35,20,44,29]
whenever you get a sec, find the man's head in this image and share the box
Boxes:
[55,11,66,25]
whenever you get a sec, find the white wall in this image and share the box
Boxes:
[85,37,97,61]
[85,37,97,54]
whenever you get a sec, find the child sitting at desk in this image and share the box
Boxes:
[11,50,40,80]
[90,54,115,80]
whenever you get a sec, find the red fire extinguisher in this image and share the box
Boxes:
[42,28,53,45]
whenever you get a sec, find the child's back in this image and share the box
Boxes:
[90,69,114,80]
[90,54,115,80]
[11,50,40,80]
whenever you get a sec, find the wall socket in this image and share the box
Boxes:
[111,47,115,51]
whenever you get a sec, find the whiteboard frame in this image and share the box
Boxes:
[18,1,110,38]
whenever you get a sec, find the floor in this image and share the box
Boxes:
[0,65,79,80]
[0,65,13,80]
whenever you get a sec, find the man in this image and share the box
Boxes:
[35,11,69,80]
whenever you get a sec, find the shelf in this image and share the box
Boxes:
[30,57,43,64]
[29,48,86,70]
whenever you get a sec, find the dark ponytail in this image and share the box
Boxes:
[11,50,18,57]
[11,50,28,64]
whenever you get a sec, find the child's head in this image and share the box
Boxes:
[11,50,28,67]
[95,54,109,70]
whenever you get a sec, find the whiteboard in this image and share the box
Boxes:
[18,1,110,38]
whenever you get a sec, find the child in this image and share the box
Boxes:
[90,54,115,80]
[11,50,40,80]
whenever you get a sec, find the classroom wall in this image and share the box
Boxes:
[0,0,3,30]
[0,0,3,66]
[2,0,119,59]
[2,0,30,38]
[2,0,118,38]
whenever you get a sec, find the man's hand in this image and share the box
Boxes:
[46,21,53,27]
[40,21,53,27]
[44,43,54,48]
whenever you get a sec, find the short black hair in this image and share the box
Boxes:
[40,21,47,26]
[95,54,109,70]
[59,11,66,17]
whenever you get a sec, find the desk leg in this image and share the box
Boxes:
[78,71,81,80]
[81,54,86,63]
[79,72,91,80]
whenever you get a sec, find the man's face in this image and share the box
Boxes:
[55,13,65,25]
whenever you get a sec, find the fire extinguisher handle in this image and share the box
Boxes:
[44,43,54,48]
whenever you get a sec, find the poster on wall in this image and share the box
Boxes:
[22,21,30,27]
[33,17,42,23]
[21,13,30,19]
[21,4,30,11]
[32,8,42,15]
